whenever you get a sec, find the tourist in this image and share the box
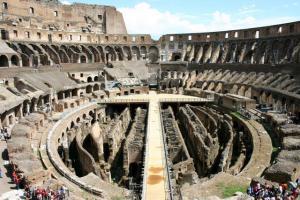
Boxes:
[296,178,300,187]
[248,179,300,200]
[0,167,2,178]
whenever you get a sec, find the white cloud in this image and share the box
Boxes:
[119,2,296,39]
[119,3,205,38]
[61,0,71,5]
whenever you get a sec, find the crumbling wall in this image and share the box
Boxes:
[162,106,198,187]
[178,105,219,177]
[123,107,147,174]
[264,124,300,182]
[105,107,131,164]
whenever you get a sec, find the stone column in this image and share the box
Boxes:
[17,104,24,119]
[26,103,30,116]
[0,117,2,130]
[33,102,38,112]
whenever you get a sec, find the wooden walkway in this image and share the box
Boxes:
[144,91,167,200]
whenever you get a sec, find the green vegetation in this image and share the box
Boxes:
[231,112,246,120]
[217,182,248,198]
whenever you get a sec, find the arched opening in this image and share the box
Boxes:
[80,55,87,63]
[93,84,100,91]
[89,110,96,124]
[72,89,78,97]
[148,46,159,63]
[70,121,75,129]
[87,77,93,83]
[68,139,82,176]
[64,102,68,109]
[30,98,37,113]
[8,115,14,125]
[140,46,147,59]
[0,55,9,67]
[86,85,93,94]
[57,143,64,160]
[114,46,124,61]
[123,46,132,61]
[105,46,116,62]
[131,46,140,60]
[103,143,110,162]
[172,53,182,61]
[94,76,99,82]
[11,55,19,66]
[83,134,99,162]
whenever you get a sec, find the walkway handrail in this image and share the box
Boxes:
[142,102,150,200]
[98,97,213,104]
[159,104,174,200]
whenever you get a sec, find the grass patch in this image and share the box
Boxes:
[231,112,246,120]
[217,182,248,198]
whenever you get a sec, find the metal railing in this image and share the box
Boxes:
[141,105,151,200]
[98,97,213,104]
[98,98,149,104]
[159,104,174,200]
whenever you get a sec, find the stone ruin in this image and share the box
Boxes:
[0,0,299,199]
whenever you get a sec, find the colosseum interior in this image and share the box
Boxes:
[0,0,300,200]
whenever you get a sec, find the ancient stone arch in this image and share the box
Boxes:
[148,46,159,63]
[0,55,9,67]
[131,46,140,60]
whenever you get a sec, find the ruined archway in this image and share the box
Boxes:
[86,85,93,94]
[105,46,116,62]
[131,46,140,60]
[140,46,147,60]
[0,55,9,67]
[87,77,93,83]
[93,84,100,91]
[88,46,101,62]
[80,55,87,63]
[11,55,20,66]
[123,46,132,61]
[148,46,159,63]
[171,52,182,61]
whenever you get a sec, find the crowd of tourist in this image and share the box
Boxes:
[247,178,300,200]
[24,185,69,200]
[11,162,26,190]
[9,162,70,199]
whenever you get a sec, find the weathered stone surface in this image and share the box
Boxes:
[264,150,300,182]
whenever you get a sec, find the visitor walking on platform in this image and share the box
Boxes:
[0,167,2,178]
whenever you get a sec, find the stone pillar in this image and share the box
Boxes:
[63,147,69,165]
[26,103,30,116]
[33,103,38,112]
[40,98,44,107]
[0,117,2,130]
[53,93,58,104]
[17,104,23,119]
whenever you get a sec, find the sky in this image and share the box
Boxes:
[61,0,300,39]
